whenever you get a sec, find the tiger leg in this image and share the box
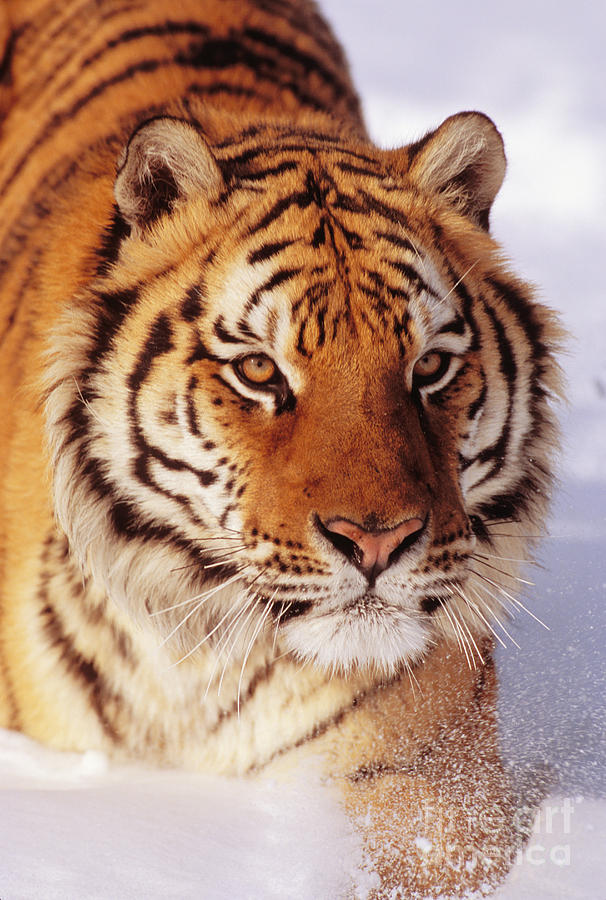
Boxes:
[312,644,515,897]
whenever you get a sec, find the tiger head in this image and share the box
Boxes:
[46,112,562,673]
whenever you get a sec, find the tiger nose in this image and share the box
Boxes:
[318,516,426,582]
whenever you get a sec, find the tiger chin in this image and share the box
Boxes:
[0,0,563,896]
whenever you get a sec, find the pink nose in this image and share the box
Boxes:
[323,516,425,578]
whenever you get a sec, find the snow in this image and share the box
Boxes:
[1,1,604,898]
[0,731,375,899]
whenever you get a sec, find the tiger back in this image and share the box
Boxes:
[0,0,563,896]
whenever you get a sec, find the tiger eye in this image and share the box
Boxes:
[239,354,277,385]
[414,352,443,379]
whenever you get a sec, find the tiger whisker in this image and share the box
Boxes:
[169,540,247,573]
[470,557,535,587]
[271,596,290,655]
[221,525,246,537]
[439,597,474,670]
[202,594,255,701]
[73,377,109,428]
[449,592,485,666]
[454,587,508,650]
[505,594,550,630]
[470,569,549,630]
[403,657,422,699]
[438,260,479,306]
[473,551,533,565]
[469,583,520,649]
[216,581,272,698]
[214,594,260,699]
[481,517,520,526]
[237,599,272,716]
[203,550,248,568]
[152,568,248,618]
[269,647,295,664]
[169,589,255,667]
[171,552,245,576]
[403,230,428,275]
[467,578,522,649]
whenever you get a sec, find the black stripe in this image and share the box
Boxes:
[136,441,219,489]
[181,284,205,322]
[233,160,299,182]
[213,317,243,345]
[296,318,310,357]
[247,239,294,264]
[127,313,174,391]
[462,304,517,484]
[336,160,383,178]
[341,227,364,250]
[127,316,220,491]
[76,21,211,74]
[451,273,481,352]
[0,248,42,352]
[245,266,302,311]
[387,259,433,297]
[356,282,383,304]
[376,230,419,256]
[476,305,515,473]
[95,206,131,275]
[246,0,354,63]
[393,310,412,356]
[89,287,139,367]
[476,474,542,523]
[206,659,277,736]
[189,81,260,102]
[40,600,122,744]
[246,675,398,774]
[0,31,15,85]
[330,190,364,215]
[487,277,546,352]
[23,19,209,113]
[176,36,333,113]
[437,313,466,336]
[187,336,224,364]
[15,1,140,91]
[248,189,314,233]
[0,57,169,201]
[467,369,487,420]
[186,375,200,435]
[223,137,378,170]
[235,317,262,342]
[316,307,326,347]
[211,372,260,410]
[77,453,217,568]
[357,189,408,228]
[243,26,350,101]
[271,600,312,622]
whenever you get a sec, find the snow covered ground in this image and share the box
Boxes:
[1,1,604,897]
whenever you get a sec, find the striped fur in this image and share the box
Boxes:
[0,1,563,895]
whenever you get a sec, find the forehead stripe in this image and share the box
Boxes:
[244,266,302,314]
[247,239,295,265]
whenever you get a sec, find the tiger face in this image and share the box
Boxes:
[46,113,560,673]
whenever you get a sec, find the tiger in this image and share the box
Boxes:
[0,0,564,896]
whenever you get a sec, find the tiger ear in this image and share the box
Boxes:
[114,117,223,235]
[396,112,506,230]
